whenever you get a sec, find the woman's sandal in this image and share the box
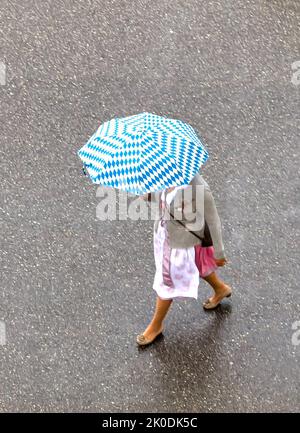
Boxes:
[136,327,164,346]
[203,287,232,310]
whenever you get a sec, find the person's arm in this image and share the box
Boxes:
[141,191,161,223]
[141,192,160,203]
[202,180,225,260]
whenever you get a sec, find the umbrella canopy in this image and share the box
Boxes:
[77,112,209,195]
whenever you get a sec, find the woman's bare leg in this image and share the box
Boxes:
[202,272,232,307]
[141,296,173,340]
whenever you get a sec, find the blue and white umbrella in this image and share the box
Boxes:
[77,112,209,195]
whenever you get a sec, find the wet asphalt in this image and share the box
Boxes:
[0,0,299,412]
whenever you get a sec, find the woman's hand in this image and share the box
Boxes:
[214,257,227,267]
[141,193,151,201]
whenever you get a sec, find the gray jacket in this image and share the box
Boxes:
[150,173,225,259]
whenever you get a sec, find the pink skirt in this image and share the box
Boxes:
[194,245,218,278]
[153,220,217,300]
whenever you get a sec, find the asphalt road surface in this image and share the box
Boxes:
[0,0,299,412]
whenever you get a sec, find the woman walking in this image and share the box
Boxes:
[137,172,232,346]
[77,112,230,347]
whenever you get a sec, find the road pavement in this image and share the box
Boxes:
[0,0,299,412]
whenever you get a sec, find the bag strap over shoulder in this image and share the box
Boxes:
[168,211,213,247]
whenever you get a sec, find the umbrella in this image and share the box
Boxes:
[77,112,209,195]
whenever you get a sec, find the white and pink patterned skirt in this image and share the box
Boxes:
[153,219,217,300]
